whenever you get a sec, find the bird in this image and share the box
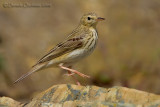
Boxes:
[14,12,105,85]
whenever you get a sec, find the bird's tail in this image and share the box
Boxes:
[14,64,45,84]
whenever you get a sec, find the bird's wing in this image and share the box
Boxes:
[33,32,86,66]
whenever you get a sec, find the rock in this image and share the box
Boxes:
[0,97,21,107]
[0,84,160,107]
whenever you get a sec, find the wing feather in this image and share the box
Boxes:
[33,32,86,66]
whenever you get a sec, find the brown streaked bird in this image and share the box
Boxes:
[14,12,105,85]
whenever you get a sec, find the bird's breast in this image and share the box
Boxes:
[65,28,98,62]
[84,28,98,51]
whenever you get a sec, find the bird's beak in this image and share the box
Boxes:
[97,17,105,21]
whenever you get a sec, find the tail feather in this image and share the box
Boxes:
[14,64,45,84]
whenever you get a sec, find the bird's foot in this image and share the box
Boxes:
[76,81,81,86]
[59,64,90,78]
[73,70,90,78]
[64,72,75,76]
[64,72,81,86]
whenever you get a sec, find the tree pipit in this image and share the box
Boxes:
[14,12,105,85]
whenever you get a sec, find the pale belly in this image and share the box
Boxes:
[46,28,98,67]
[46,48,94,67]
[64,47,95,63]
[63,35,98,63]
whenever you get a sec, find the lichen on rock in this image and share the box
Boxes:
[0,84,160,107]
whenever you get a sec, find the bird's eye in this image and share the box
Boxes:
[87,17,91,20]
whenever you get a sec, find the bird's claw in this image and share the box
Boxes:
[64,73,75,76]
[79,73,90,78]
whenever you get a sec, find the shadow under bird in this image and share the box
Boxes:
[14,12,105,85]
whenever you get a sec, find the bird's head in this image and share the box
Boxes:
[80,12,105,27]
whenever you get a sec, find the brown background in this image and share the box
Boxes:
[0,0,160,101]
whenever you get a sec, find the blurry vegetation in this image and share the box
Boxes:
[92,71,114,87]
[0,0,160,101]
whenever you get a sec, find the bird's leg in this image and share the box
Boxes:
[59,64,90,78]
[67,66,81,86]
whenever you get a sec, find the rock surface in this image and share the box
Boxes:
[0,84,160,107]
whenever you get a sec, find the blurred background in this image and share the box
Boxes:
[0,0,160,102]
